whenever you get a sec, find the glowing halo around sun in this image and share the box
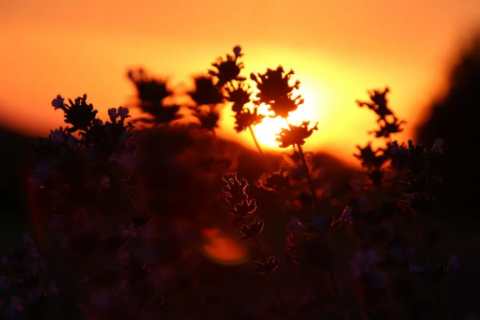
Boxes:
[251,84,330,149]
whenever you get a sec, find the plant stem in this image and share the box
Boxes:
[244,216,294,320]
[296,145,320,214]
[248,125,293,228]
[297,144,341,312]
[248,125,265,157]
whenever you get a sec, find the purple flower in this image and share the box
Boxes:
[108,108,118,122]
[51,95,65,110]
[233,45,242,57]
[431,137,444,154]
[117,106,130,121]
[49,129,66,144]
[53,94,98,132]
[108,107,131,124]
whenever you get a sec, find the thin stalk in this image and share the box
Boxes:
[248,125,291,220]
[284,118,296,155]
[297,144,341,311]
[244,216,294,320]
[248,125,265,157]
[296,145,320,214]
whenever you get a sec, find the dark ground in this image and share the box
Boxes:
[1,34,480,319]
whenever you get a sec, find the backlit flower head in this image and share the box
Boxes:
[127,68,182,125]
[234,107,265,132]
[188,76,224,106]
[276,121,318,148]
[52,94,98,132]
[208,46,246,88]
[222,173,257,216]
[356,87,393,121]
[225,82,251,114]
[239,216,264,240]
[354,143,388,169]
[370,117,406,138]
[189,106,220,131]
[127,68,172,103]
[250,66,303,118]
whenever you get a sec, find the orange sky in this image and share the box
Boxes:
[1,0,479,166]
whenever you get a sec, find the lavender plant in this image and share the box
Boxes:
[0,235,58,320]
[15,45,465,320]
[222,173,293,319]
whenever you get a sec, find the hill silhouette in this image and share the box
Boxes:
[417,33,480,219]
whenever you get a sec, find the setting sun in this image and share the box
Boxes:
[226,76,332,150]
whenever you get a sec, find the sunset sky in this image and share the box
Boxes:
[1,0,479,165]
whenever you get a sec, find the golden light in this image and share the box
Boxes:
[251,82,331,149]
[201,228,250,265]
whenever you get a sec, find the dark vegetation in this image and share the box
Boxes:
[1,36,480,319]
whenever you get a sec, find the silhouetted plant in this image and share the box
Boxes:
[251,66,304,118]
[127,68,182,126]
[234,107,265,133]
[225,82,251,114]
[18,45,466,320]
[0,235,58,320]
[52,94,98,133]
[187,76,224,132]
[222,172,293,320]
[276,121,318,149]
[209,45,246,87]
[355,86,456,318]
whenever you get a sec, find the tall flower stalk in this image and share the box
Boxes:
[275,121,343,310]
[222,173,294,320]
[355,88,457,314]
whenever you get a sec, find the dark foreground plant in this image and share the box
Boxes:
[0,235,58,320]
[355,87,458,318]
[19,45,465,320]
[222,172,293,320]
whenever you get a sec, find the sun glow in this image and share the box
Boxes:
[251,85,330,149]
